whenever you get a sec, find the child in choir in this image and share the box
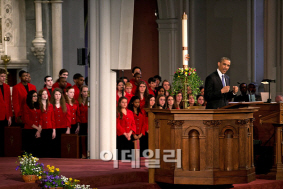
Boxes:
[43,76,54,99]
[131,73,142,95]
[196,95,205,106]
[135,81,149,110]
[166,95,176,110]
[128,96,146,156]
[52,69,72,88]
[148,77,156,96]
[125,82,133,95]
[38,89,56,157]
[162,80,171,97]
[155,95,166,109]
[78,85,89,159]
[174,92,183,109]
[141,94,155,157]
[0,69,12,156]
[65,86,80,134]
[50,88,71,158]
[155,86,165,96]
[22,90,41,156]
[188,94,196,107]
[116,97,136,160]
[73,73,84,101]
[116,79,132,105]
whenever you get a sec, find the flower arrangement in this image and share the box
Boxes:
[38,165,65,188]
[16,152,44,176]
[171,67,203,98]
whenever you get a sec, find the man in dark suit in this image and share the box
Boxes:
[204,57,238,109]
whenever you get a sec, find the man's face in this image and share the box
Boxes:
[21,73,29,82]
[0,73,6,84]
[248,84,256,93]
[135,74,142,83]
[218,59,231,74]
[78,77,85,87]
[240,84,247,94]
[45,77,53,88]
[155,79,160,86]
[59,78,67,89]
[27,73,31,83]
[132,68,141,76]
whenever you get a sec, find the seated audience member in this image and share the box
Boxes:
[58,77,68,91]
[119,76,129,84]
[234,83,249,102]
[275,95,283,103]
[116,79,132,105]
[199,86,204,96]
[125,82,133,95]
[116,97,136,160]
[162,80,171,97]
[155,95,166,109]
[12,70,37,124]
[153,75,162,88]
[196,95,205,106]
[52,69,72,89]
[188,94,196,107]
[0,69,12,157]
[248,83,261,101]
[22,90,41,156]
[174,92,183,109]
[166,95,176,110]
[156,86,165,96]
[50,88,71,158]
[65,86,79,134]
[73,73,85,100]
[135,81,149,110]
[38,89,56,157]
[43,76,54,99]
[78,85,89,158]
[148,77,156,96]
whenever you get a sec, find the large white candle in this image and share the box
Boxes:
[182,13,188,68]
[4,36,7,55]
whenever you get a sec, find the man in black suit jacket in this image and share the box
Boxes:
[204,57,238,109]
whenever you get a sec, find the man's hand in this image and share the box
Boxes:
[221,86,230,94]
[233,86,238,94]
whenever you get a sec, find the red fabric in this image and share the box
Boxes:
[53,103,71,128]
[141,109,148,134]
[133,111,146,135]
[22,104,41,129]
[40,104,55,129]
[52,81,72,89]
[78,103,88,123]
[67,102,79,124]
[116,109,136,136]
[73,84,80,101]
[148,88,155,96]
[43,87,54,100]
[140,97,146,110]
[116,91,133,106]
[0,83,12,120]
[12,83,37,119]
[129,78,137,95]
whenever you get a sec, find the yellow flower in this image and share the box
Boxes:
[38,176,42,179]
[69,178,72,181]
[65,182,68,185]
[47,165,50,168]
[50,170,54,173]
[51,166,55,169]
[56,168,60,172]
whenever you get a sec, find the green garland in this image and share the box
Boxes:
[171,67,203,98]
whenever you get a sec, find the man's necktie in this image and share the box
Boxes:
[222,75,225,87]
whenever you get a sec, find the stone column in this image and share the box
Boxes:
[51,0,63,79]
[31,1,46,64]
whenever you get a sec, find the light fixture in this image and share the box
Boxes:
[261,79,275,103]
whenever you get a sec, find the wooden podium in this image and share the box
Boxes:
[224,102,283,180]
[146,108,257,185]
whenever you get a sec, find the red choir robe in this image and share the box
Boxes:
[0,83,12,121]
